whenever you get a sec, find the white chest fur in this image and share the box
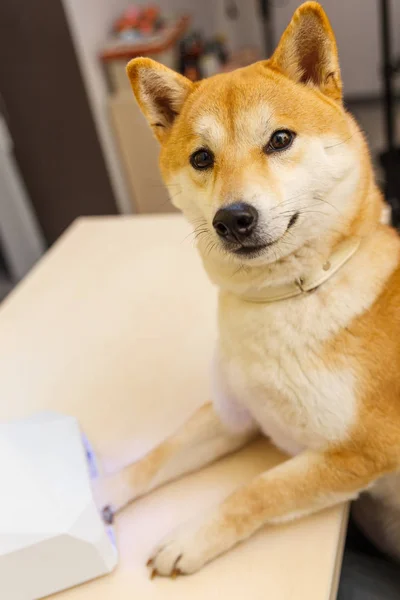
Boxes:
[212,289,356,455]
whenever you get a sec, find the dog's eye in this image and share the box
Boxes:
[190,149,214,170]
[266,130,295,153]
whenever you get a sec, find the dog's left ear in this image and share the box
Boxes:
[126,58,193,142]
[270,2,342,102]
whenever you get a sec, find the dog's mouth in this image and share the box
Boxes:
[287,212,299,230]
[233,243,269,257]
[231,212,299,258]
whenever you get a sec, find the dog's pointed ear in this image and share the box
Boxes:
[269,2,342,102]
[126,58,193,142]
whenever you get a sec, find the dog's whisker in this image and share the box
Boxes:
[182,228,209,244]
[313,195,347,221]
[323,132,356,150]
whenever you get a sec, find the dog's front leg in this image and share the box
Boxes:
[95,403,256,514]
[149,447,385,576]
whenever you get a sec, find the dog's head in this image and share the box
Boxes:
[127,2,377,273]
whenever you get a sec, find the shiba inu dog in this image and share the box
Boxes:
[100,1,400,577]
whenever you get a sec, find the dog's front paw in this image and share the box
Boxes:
[148,524,209,577]
[148,511,232,577]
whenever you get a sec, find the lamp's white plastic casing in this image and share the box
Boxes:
[0,412,117,600]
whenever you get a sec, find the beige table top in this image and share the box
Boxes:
[0,215,348,600]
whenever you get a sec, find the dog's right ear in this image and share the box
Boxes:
[126,58,193,142]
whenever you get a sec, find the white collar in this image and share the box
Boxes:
[239,237,361,303]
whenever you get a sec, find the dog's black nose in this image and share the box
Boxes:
[213,203,258,242]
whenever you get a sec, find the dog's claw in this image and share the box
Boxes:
[148,564,181,580]
[101,505,114,525]
[171,568,181,579]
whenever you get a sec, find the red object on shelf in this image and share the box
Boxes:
[114,5,162,36]
[100,15,190,62]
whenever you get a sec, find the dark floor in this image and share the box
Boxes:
[338,514,400,599]
[339,550,400,600]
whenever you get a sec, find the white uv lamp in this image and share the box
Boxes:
[0,412,118,600]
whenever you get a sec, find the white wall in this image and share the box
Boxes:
[155,0,263,53]
[213,0,263,54]
[61,0,133,214]
[273,0,400,99]
[149,0,215,33]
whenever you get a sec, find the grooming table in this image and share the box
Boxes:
[0,215,348,599]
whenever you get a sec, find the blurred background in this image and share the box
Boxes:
[1,0,400,301]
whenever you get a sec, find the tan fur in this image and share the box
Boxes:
[94,403,255,512]
[98,2,400,576]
